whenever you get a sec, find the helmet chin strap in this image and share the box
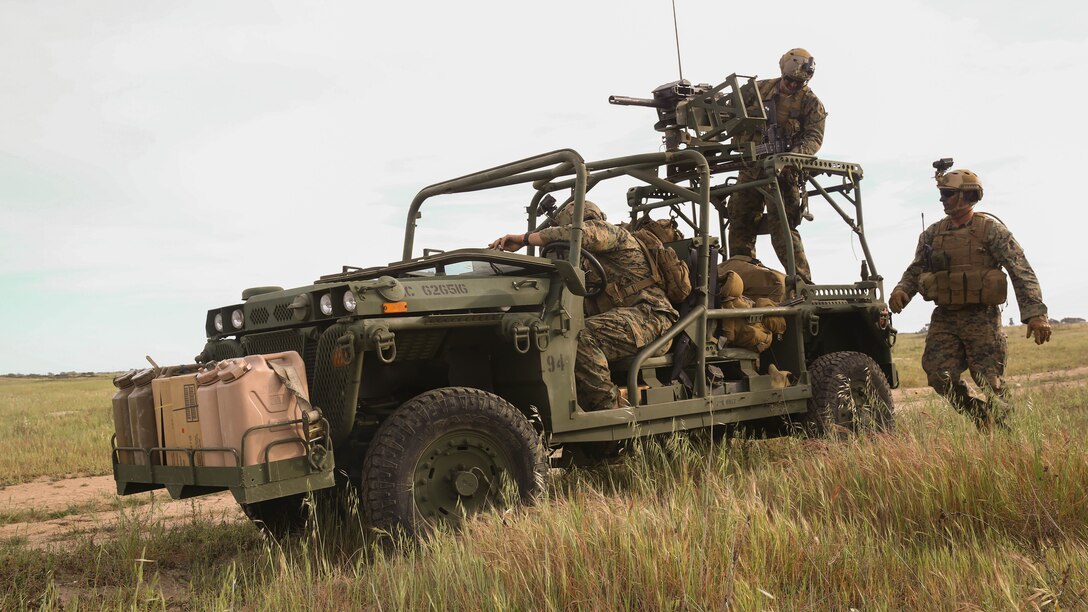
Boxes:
[944,198,974,222]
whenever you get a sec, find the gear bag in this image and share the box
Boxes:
[716,270,785,353]
[589,218,691,313]
[632,227,691,305]
[717,255,786,302]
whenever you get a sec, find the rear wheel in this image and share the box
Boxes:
[360,387,548,536]
[800,351,894,437]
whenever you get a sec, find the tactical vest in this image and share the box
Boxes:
[760,79,804,141]
[918,214,1008,307]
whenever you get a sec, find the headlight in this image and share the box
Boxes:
[214,313,224,332]
[231,308,244,329]
[319,293,334,316]
[343,291,357,313]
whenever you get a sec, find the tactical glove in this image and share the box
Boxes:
[888,288,910,314]
[1026,316,1052,345]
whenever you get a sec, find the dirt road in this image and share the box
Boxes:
[0,476,243,549]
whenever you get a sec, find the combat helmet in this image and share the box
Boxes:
[937,169,984,201]
[779,48,816,82]
[554,200,606,226]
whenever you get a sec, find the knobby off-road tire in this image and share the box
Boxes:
[802,351,894,438]
[241,475,355,540]
[360,387,549,537]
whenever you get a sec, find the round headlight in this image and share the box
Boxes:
[343,291,357,313]
[214,313,224,332]
[231,309,244,329]
[319,293,334,316]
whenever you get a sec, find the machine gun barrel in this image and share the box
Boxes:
[608,95,660,108]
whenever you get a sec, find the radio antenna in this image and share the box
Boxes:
[671,0,683,80]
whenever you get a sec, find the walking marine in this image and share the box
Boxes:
[728,48,828,283]
[889,161,1051,429]
[490,202,679,411]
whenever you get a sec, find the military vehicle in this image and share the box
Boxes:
[111,73,898,537]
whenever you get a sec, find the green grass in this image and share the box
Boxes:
[893,321,1088,389]
[4,381,1087,609]
[0,377,115,485]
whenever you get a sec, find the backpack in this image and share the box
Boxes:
[631,226,692,305]
[716,255,786,302]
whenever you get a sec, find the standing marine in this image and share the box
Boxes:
[728,48,828,284]
[889,162,1052,428]
[489,202,678,411]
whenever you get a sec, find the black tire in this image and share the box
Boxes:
[241,493,310,539]
[360,387,548,537]
[799,351,894,438]
[241,475,355,540]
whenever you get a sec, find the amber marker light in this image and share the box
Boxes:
[331,347,351,368]
[382,301,408,314]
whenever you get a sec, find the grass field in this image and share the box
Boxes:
[892,321,1088,389]
[1,324,1086,609]
[0,377,115,486]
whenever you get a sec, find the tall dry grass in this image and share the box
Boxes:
[5,382,1086,610]
[0,377,114,485]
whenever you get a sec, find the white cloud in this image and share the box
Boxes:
[1,0,1085,371]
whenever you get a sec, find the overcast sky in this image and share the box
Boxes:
[2,0,1085,374]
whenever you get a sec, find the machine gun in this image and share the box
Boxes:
[609,75,767,152]
[752,98,791,156]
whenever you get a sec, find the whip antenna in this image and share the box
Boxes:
[672,0,683,80]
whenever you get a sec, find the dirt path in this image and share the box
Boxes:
[891,365,1088,408]
[0,476,243,550]
[3,367,1085,551]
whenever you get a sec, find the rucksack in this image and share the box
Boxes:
[716,255,786,302]
[631,226,692,305]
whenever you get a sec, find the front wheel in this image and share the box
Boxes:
[800,351,894,438]
[360,387,548,536]
[240,478,354,540]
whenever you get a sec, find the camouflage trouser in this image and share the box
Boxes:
[727,165,812,283]
[576,304,675,411]
[922,305,1011,428]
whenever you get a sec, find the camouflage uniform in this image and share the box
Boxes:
[729,78,827,283]
[894,214,1047,426]
[537,220,678,411]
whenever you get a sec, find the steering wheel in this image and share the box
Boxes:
[540,241,607,298]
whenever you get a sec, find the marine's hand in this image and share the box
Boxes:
[1026,316,1052,345]
[888,288,910,314]
[489,234,523,252]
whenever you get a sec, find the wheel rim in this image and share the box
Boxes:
[846,377,877,430]
[413,430,514,524]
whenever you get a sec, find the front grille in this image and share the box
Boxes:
[394,329,448,361]
[241,330,315,389]
[274,303,292,322]
[250,307,270,325]
[197,339,244,363]
[312,323,361,446]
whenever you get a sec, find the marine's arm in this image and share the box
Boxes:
[536,221,627,253]
[889,225,938,313]
[893,229,933,298]
[987,222,1047,322]
[794,93,827,156]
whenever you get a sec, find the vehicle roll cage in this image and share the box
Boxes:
[402,147,877,406]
